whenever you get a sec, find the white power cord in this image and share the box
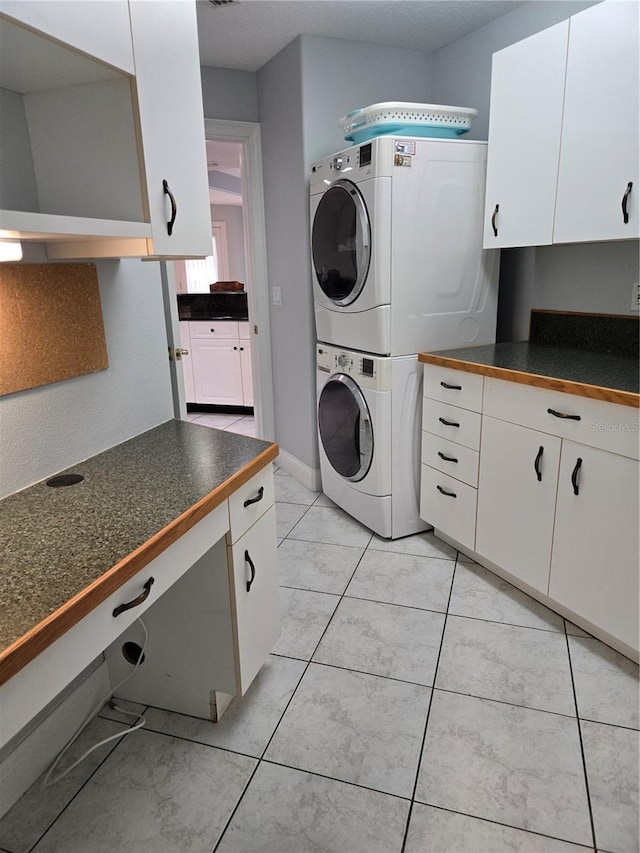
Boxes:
[42,617,149,787]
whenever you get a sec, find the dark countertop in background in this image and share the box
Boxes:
[0,420,276,666]
[178,293,248,321]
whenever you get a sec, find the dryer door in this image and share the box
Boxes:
[318,374,373,481]
[311,179,371,306]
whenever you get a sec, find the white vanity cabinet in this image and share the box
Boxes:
[420,362,640,657]
[179,321,195,404]
[483,0,639,248]
[0,0,211,259]
[189,321,253,408]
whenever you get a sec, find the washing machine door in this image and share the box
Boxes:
[311,179,371,307]
[318,374,374,481]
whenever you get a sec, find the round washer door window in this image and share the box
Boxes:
[318,374,373,481]
[311,179,371,306]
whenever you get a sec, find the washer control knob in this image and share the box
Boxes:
[332,156,343,172]
[336,353,350,368]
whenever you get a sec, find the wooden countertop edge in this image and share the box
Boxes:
[0,442,279,687]
[418,353,640,408]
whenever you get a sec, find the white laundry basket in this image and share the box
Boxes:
[339,102,477,144]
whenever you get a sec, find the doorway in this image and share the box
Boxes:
[162,120,275,442]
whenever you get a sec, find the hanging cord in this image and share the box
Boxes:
[42,618,149,787]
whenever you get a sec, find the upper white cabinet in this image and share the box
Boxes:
[0,1,211,260]
[484,0,639,248]
[553,0,639,243]
[482,21,568,248]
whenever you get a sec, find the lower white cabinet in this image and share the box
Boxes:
[420,365,640,657]
[549,442,639,651]
[187,321,253,407]
[179,321,195,404]
[476,417,561,594]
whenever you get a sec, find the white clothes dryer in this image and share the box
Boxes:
[316,342,428,539]
[310,136,500,356]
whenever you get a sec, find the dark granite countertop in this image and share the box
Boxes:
[177,293,249,321]
[419,341,639,406]
[0,420,275,656]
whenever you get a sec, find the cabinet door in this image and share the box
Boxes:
[0,0,134,73]
[240,343,254,408]
[179,322,195,404]
[227,505,280,695]
[476,417,561,594]
[191,338,243,406]
[554,1,639,243]
[549,442,639,651]
[483,21,568,248]
[128,0,211,258]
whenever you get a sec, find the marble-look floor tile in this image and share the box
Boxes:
[581,720,639,853]
[564,620,592,638]
[313,597,445,686]
[449,561,565,632]
[346,550,454,613]
[415,691,592,846]
[143,656,305,757]
[98,698,146,725]
[288,506,373,548]
[313,493,337,507]
[368,530,456,560]
[0,718,129,853]
[436,616,575,715]
[226,417,256,437]
[216,762,410,853]
[31,729,256,853]
[569,635,639,729]
[405,804,592,853]
[190,413,242,429]
[272,587,340,660]
[275,502,310,538]
[264,663,430,798]
[274,472,320,505]
[277,539,364,594]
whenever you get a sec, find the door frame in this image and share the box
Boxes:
[204,118,275,442]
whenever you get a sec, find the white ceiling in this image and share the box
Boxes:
[197,0,526,72]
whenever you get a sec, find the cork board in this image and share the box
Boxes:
[0,263,108,397]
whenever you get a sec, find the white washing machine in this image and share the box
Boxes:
[316,342,428,539]
[310,135,500,356]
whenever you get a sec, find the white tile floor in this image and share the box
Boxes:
[185,412,256,437]
[1,464,638,853]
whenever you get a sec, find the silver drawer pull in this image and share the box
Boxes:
[113,577,154,617]
[243,486,264,508]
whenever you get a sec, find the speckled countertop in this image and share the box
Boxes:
[419,342,639,406]
[0,420,276,656]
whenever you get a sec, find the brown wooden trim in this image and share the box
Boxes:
[0,443,279,686]
[418,353,640,408]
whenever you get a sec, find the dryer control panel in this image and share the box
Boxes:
[316,343,393,391]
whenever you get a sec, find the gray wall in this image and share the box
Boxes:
[431,0,637,342]
[258,34,432,473]
[211,204,247,283]
[1,258,173,498]
[200,66,259,122]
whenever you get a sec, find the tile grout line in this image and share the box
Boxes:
[400,550,459,853]
[564,627,598,852]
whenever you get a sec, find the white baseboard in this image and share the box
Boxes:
[0,660,111,818]
[275,450,322,492]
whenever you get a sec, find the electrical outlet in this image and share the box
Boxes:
[272,286,281,306]
[631,282,640,313]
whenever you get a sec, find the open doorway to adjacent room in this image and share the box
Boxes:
[173,121,274,442]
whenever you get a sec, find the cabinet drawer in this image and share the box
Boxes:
[423,365,484,412]
[227,505,280,695]
[421,431,479,487]
[422,398,482,451]
[188,321,239,339]
[484,378,640,459]
[420,465,477,551]
[228,465,274,544]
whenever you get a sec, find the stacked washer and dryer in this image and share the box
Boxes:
[311,107,499,539]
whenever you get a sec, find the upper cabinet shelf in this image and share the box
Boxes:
[483,0,639,248]
[0,1,212,260]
